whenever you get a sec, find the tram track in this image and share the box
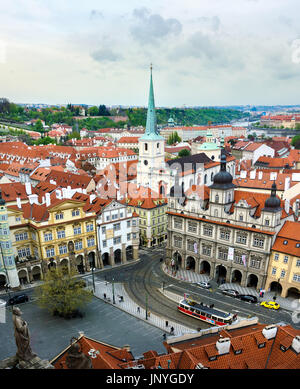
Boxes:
[124,255,212,330]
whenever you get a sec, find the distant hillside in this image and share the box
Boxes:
[125,107,248,127]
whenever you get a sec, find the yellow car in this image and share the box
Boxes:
[260,301,280,310]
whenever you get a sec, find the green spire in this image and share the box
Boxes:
[141,65,164,141]
[145,64,157,135]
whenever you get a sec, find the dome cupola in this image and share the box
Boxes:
[210,153,235,189]
[263,182,281,212]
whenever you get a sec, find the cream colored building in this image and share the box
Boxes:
[265,221,300,298]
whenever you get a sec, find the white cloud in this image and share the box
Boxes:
[0,0,299,105]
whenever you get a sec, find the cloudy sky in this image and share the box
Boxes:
[1,0,300,106]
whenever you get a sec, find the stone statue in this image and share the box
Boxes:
[12,307,36,362]
[65,339,93,369]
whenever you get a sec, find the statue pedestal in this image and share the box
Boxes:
[0,355,54,369]
[18,357,54,369]
[18,356,54,369]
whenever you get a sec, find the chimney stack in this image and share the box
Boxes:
[262,325,277,340]
[45,193,51,207]
[16,197,22,209]
[292,336,300,354]
[216,337,231,355]
[25,182,32,195]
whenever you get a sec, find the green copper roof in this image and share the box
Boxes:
[140,66,164,141]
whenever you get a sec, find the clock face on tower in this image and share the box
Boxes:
[144,160,148,166]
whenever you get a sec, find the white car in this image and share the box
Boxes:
[196,281,211,289]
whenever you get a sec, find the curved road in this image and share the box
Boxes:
[99,247,299,330]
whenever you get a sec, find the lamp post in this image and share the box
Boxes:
[89,258,95,292]
[112,277,115,304]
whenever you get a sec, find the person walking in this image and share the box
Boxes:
[137,306,140,313]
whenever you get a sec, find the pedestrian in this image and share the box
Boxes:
[170,326,174,335]
[103,293,106,299]
[163,333,167,340]
[148,311,151,318]
[137,306,140,313]
[165,320,169,327]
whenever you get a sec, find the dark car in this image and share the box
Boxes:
[222,289,240,298]
[7,294,29,306]
[239,294,258,304]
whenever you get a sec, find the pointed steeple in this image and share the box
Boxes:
[141,65,164,141]
[145,64,157,135]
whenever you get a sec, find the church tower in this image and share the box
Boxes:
[137,66,166,192]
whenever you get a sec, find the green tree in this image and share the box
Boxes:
[88,106,99,116]
[291,135,300,149]
[33,136,56,145]
[34,267,93,316]
[98,104,110,116]
[34,119,44,132]
[167,131,181,145]
[178,148,191,157]
[67,131,80,140]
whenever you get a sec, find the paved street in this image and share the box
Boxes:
[1,244,300,364]
[0,295,167,362]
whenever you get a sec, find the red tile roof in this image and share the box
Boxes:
[272,221,300,256]
[122,324,300,369]
[51,335,134,369]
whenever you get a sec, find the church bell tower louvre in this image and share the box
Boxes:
[137,65,167,193]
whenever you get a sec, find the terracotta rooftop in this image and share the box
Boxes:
[51,334,134,369]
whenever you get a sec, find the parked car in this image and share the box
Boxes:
[260,301,280,310]
[196,281,211,289]
[7,294,29,306]
[222,289,240,298]
[239,294,258,304]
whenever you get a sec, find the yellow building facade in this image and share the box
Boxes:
[7,199,98,285]
[265,221,300,299]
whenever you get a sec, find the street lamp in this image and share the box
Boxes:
[112,277,115,304]
[89,259,95,292]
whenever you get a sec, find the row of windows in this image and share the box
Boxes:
[44,224,94,241]
[54,210,80,220]
[45,237,96,258]
[174,233,264,250]
[274,253,295,264]
[102,233,137,247]
[105,211,125,222]
[174,219,268,246]
[100,220,137,234]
